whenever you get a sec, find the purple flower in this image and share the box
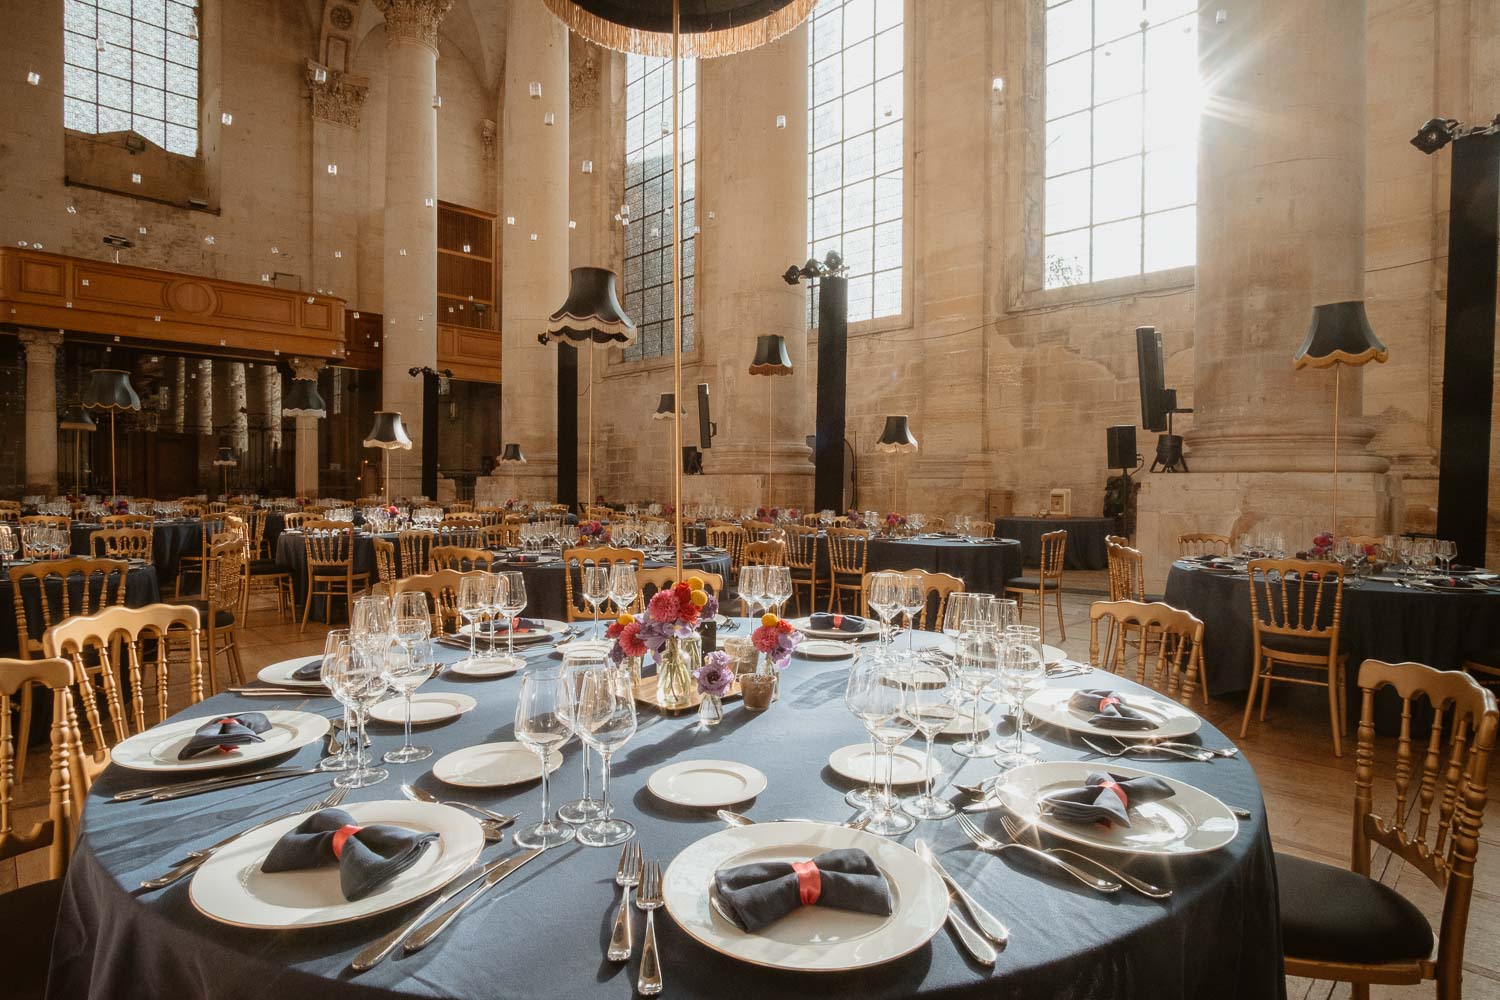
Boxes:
[694,651,734,697]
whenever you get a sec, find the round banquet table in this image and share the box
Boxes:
[51,626,1283,1000]
[275,532,733,623]
[0,561,158,657]
[993,516,1115,571]
[866,537,1022,596]
[69,518,202,582]
[1163,560,1500,699]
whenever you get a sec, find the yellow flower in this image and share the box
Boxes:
[760,613,778,628]
[616,612,634,625]
[687,575,704,592]
[689,589,709,608]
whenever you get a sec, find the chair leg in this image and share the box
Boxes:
[1258,664,1273,721]
[1037,589,1046,647]
[1327,666,1343,758]
[1054,588,1066,642]
[300,582,314,632]
[1239,661,1261,738]
[14,681,33,783]
[226,634,244,685]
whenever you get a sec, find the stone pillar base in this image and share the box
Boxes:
[1135,471,1400,593]
[476,465,560,507]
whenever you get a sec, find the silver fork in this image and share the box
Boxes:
[998,815,1171,899]
[608,842,642,962]
[955,813,1121,894]
[1082,737,1212,762]
[1132,738,1239,758]
[636,860,664,996]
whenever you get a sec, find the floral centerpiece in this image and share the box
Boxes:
[580,520,611,545]
[884,512,907,535]
[110,498,129,515]
[845,509,866,528]
[751,612,801,670]
[607,576,720,709]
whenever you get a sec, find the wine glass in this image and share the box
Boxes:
[380,639,432,763]
[902,658,958,820]
[556,652,607,826]
[844,655,917,835]
[866,571,902,647]
[951,622,1001,758]
[608,563,638,620]
[457,573,493,666]
[765,565,793,617]
[513,665,575,849]
[1437,539,1458,573]
[582,566,610,639]
[351,593,393,653]
[495,570,527,670]
[560,658,637,847]
[995,642,1046,770]
[331,644,390,788]
[482,572,507,656]
[318,628,357,772]
[739,564,767,619]
[899,574,925,651]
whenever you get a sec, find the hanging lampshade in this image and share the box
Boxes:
[59,405,97,432]
[543,0,816,58]
[875,415,919,454]
[545,267,637,345]
[81,369,142,411]
[748,334,793,375]
[212,446,238,468]
[363,411,413,450]
[498,443,528,464]
[652,392,679,420]
[282,377,327,418]
[1293,301,1389,369]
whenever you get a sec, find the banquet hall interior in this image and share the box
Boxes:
[1,0,1498,998]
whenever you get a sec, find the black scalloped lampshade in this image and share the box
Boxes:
[82,369,142,412]
[546,267,637,345]
[498,443,528,464]
[363,411,412,450]
[876,415,918,454]
[1293,301,1388,369]
[282,378,327,418]
[59,405,97,432]
[543,0,816,58]
[212,446,238,468]
[748,334,793,375]
[653,392,679,419]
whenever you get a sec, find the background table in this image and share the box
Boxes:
[0,562,159,656]
[1163,560,1500,698]
[867,537,1022,597]
[69,518,202,583]
[993,516,1115,570]
[53,627,1282,1000]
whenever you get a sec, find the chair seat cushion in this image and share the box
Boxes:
[183,599,235,629]
[1275,852,1433,965]
[1008,576,1059,590]
[1259,633,1342,659]
[248,559,286,576]
[0,877,63,1000]
[1462,645,1500,669]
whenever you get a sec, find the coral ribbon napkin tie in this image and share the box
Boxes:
[713,848,893,932]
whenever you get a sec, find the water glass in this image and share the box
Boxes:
[739,564,767,618]
[513,665,575,849]
[495,571,527,670]
[583,566,609,638]
[844,655,916,835]
[867,571,903,646]
[561,658,637,847]
[331,645,390,789]
[318,629,358,772]
[995,642,1046,770]
[381,640,433,764]
[901,659,957,820]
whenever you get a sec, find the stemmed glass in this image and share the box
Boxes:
[492,571,528,670]
[900,574,925,651]
[457,574,493,666]
[951,620,1001,758]
[739,564,767,619]
[513,665,575,849]
[482,572,508,657]
[867,571,902,648]
[583,566,610,639]
[1437,540,1457,573]
[330,642,389,788]
[560,656,637,847]
[902,658,957,820]
[765,565,792,616]
[845,655,917,835]
[383,593,434,763]
[556,650,607,826]
[995,641,1046,770]
[608,563,638,622]
[318,628,357,772]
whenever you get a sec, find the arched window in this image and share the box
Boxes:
[63,0,201,157]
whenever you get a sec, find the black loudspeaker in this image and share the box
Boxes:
[1135,326,1169,432]
[682,446,703,475]
[1106,425,1136,471]
[696,382,715,448]
[814,275,849,512]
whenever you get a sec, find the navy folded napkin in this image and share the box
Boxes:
[261,808,439,901]
[177,713,272,760]
[494,617,543,633]
[713,848,892,932]
[1068,689,1157,731]
[809,612,869,633]
[291,659,323,681]
[1040,771,1175,827]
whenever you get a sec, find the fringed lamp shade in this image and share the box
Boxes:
[876,415,919,454]
[498,443,528,464]
[748,334,794,375]
[82,370,142,412]
[282,378,327,418]
[212,446,238,468]
[653,393,679,419]
[543,0,817,58]
[546,267,637,345]
[59,406,97,432]
[363,411,413,450]
[1293,301,1388,369]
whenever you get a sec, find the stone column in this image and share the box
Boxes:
[171,357,186,433]
[308,69,368,302]
[228,362,249,455]
[491,0,569,500]
[290,358,325,498]
[18,329,63,495]
[1135,0,1392,588]
[694,26,811,509]
[373,0,451,498]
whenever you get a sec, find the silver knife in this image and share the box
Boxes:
[915,840,1010,946]
[114,766,321,802]
[403,847,544,952]
[149,767,325,801]
[350,854,512,971]
[943,898,997,966]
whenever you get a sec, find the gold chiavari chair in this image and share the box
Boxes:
[89,527,152,561]
[45,603,207,748]
[1242,557,1348,755]
[825,527,870,613]
[245,543,294,625]
[1104,533,1129,548]
[183,538,247,693]
[1088,599,1206,702]
[1463,646,1500,695]
[207,501,229,514]
[476,506,507,527]
[800,513,822,526]
[446,501,474,514]
[562,546,646,622]
[0,507,18,525]
[390,568,487,635]
[398,528,437,575]
[300,521,369,632]
[744,539,786,566]
[21,515,70,533]
[372,537,398,585]
[706,525,748,577]
[430,545,498,572]
[436,517,482,549]
[481,522,518,549]
[1106,540,1145,601]
[1178,532,1231,558]
[282,511,310,531]
[1280,660,1496,1000]
[585,505,613,521]
[742,519,778,542]
[0,500,21,514]
[176,512,229,597]
[235,506,268,559]
[966,520,995,539]
[634,568,725,608]
[782,524,820,616]
[1344,534,1383,549]
[861,569,963,631]
[1005,528,1068,645]
[101,512,153,531]
[0,653,94,1000]
[503,513,526,528]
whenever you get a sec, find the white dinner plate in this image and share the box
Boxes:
[826,744,939,786]
[256,655,329,689]
[189,800,484,929]
[793,639,856,660]
[431,741,563,788]
[368,691,477,725]
[111,710,331,773]
[447,655,524,678]
[648,759,768,807]
[459,618,568,646]
[994,760,1239,856]
[787,616,882,641]
[1024,686,1202,740]
[554,638,615,658]
[663,821,947,972]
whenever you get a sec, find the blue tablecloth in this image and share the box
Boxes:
[0,562,159,656]
[69,518,202,583]
[993,517,1115,571]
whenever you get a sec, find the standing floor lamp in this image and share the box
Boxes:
[59,405,96,495]
[363,411,412,502]
[213,444,238,498]
[82,369,141,498]
[749,334,793,507]
[875,415,918,516]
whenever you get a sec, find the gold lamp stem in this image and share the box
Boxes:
[587,341,595,507]
[766,380,773,508]
[670,0,683,579]
[1332,365,1341,536]
[109,410,117,497]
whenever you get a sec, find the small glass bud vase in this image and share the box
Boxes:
[655,634,701,711]
[697,692,723,727]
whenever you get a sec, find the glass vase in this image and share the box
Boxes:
[697,692,723,727]
[656,634,700,710]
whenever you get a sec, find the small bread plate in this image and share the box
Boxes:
[431,741,563,788]
[648,759,769,808]
[368,691,477,725]
[827,744,939,786]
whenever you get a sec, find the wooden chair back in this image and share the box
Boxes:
[21,515,70,532]
[1039,529,1068,580]
[744,539,786,566]
[101,513,153,531]
[1178,532,1231,557]
[742,520,778,542]
[634,567,725,606]
[0,655,89,878]
[9,558,129,659]
[372,537,397,584]
[436,518,482,548]
[475,506,507,526]
[965,520,995,539]
[429,546,498,571]
[90,527,152,560]
[44,603,205,752]
[706,525,748,571]
[562,547,646,621]
[782,525,818,571]
[481,523,518,548]
[282,511,310,530]
[1089,599,1206,700]
[585,506,613,521]
[208,501,228,514]
[1105,540,1145,601]
[861,569,963,630]
[0,508,17,524]
[390,569,486,634]
[1247,558,1344,652]
[398,529,436,575]
[445,502,473,514]
[304,521,357,575]
[800,513,822,526]
[826,527,870,577]
[205,537,247,616]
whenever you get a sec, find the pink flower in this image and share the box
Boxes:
[618,621,647,658]
[649,588,681,622]
[752,625,779,653]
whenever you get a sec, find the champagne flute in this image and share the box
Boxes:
[380,640,432,763]
[995,642,1046,769]
[318,628,357,772]
[901,659,958,820]
[845,655,917,835]
[739,564,766,619]
[513,665,575,849]
[495,570,527,670]
[583,566,610,639]
[562,659,637,847]
[457,574,492,666]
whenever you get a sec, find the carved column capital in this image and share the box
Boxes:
[373,0,453,48]
[17,328,64,356]
[480,118,497,161]
[308,68,370,128]
[289,357,328,381]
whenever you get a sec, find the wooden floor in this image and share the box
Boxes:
[5,570,1498,999]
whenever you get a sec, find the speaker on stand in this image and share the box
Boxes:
[1104,425,1142,539]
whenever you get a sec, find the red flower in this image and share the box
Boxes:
[605,621,624,639]
[649,588,681,622]
[775,619,793,634]
[679,601,701,627]
[618,621,647,658]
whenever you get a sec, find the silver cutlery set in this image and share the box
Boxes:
[604,842,664,995]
